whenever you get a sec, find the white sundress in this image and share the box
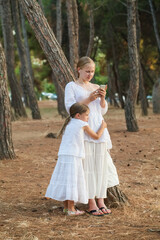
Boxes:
[45,118,88,204]
[65,82,119,199]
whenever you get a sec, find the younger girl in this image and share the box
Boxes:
[45,103,107,216]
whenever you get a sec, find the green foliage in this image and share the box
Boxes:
[42,78,55,93]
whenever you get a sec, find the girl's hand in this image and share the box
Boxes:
[88,89,100,102]
[98,87,107,99]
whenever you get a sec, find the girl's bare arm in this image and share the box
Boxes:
[83,121,107,140]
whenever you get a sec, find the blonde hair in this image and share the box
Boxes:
[77,56,95,76]
[56,103,89,138]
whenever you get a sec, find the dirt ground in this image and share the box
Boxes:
[0,100,160,240]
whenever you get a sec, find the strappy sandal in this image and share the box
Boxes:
[67,209,85,216]
[86,209,104,217]
[99,207,111,215]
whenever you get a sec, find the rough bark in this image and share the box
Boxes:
[20,5,34,82]
[18,0,75,89]
[110,24,125,109]
[125,0,139,132]
[52,73,67,118]
[136,2,148,116]
[54,0,67,117]
[86,6,95,58]
[152,78,160,113]
[105,186,128,208]
[66,0,79,75]
[11,0,41,119]
[0,0,27,119]
[0,41,15,160]
[148,0,160,53]
[56,0,62,46]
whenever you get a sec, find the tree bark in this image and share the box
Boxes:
[125,0,139,132]
[52,73,67,118]
[0,41,15,160]
[152,78,160,113]
[56,0,62,46]
[136,2,148,116]
[54,0,67,117]
[86,5,95,58]
[18,0,75,89]
[105,186,128,208]
[0,0,27,119]
[20,5,34,82]
[66,0,79,76]
[11,0,41,119]
[110,24,125,109]
[148,0,160,54]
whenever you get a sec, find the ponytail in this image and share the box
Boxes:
[56,116,71,138]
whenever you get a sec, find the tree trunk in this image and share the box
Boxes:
[125,0,139,132]
[136,2,148,116]
[18,0,75,89]
[52,73,68,118]
[54,0,67,117]
[20,5,34,82]
[38,0,44,12]
[110,24,125,109]
[105,186,128,208]
[66,0,79,75]
[86,5,95,57]
[0,41,15,160]
[148,0,160,54]
[0,0,27,119]
[11,0,41,119]
[152,78,160,113]
[56,0,62,46]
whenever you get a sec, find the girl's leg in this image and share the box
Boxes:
[67,201,85,216]
[88,199,104,216]
[63,200,68,213]
[68,200,75,212]
[97,198,111,214]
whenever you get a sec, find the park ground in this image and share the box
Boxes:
[0,100,160,240]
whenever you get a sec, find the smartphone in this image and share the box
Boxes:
[100,84,106,90]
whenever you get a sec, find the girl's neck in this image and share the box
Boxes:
[77,78,89,85]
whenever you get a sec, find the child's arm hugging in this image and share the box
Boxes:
[83,120,107,140]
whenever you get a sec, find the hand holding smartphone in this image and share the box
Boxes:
[100,84,107,90]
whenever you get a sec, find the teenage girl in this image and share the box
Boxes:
[45,103,107,216]
[65,56,119,216]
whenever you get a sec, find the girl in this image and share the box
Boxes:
[45,103,107,216]
[65,56,119,216]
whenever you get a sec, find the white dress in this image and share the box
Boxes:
[45,119,88,204]
[65,82,119,199]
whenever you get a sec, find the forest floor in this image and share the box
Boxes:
[0,100,160,240]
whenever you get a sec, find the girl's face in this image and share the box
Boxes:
[78,63,95,82]
[76,110,90,122]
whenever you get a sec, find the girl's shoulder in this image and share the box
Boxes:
[66,81,76,88]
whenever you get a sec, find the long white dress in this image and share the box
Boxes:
[65,82,119,199]
[45,118,88,204]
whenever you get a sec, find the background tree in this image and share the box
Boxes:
[11,0,41,119]
[0,0,27,119]
[125,0,139,132]
[0,41,15,160]
[66,0,79,75]
[18,0,76,89]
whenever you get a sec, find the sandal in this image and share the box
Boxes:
[99,207,111,215]
[67,209,85,216]
[86,209,104,217]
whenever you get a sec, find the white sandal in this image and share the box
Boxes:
[67,209,85,216]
